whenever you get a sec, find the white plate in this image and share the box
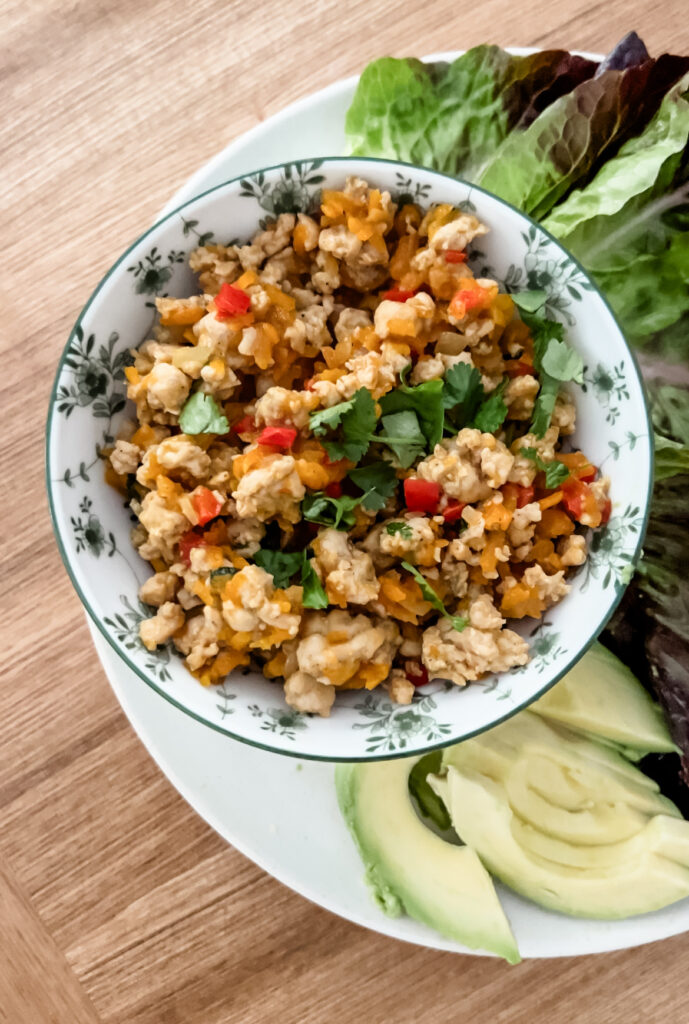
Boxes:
[87,51,689,956]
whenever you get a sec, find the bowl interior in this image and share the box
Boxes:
[47,157,652,760]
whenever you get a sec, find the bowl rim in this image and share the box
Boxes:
[46,154,654,761]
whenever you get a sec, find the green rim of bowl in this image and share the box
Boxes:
[46,155,654,761]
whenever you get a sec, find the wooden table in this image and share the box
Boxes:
[3,2,688,1020]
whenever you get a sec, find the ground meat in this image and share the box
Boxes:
[174,606,224,671]
[221,565,301,640]
[296,610,400,687]
[552,390,576,435]
[137,491,190,562]
[558,533,587,567]
[283,670,336,717]
[139,602,185,651]
[232,453,305,522]
[522,564,570,606]
[139,571,179,607]
[422,608,529,687]
[224,517,266,556]
[385,668,415,705]
[146,363,192,415]
[428,213,489,253]
[110,439,140,476]
[138,437,211,486]
[373,292,435,340]
[508,502,542,548]
[236,214,296,270]
[416,429,514,503]
[504,374,540,419]
[379,516,443,567]
[335,307,372,344]
[254,386,319,428]
[313,528,379,605]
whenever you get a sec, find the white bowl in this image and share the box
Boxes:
[47,156,652,760]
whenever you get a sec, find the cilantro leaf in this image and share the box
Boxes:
[540,337,584,384]
[510,289,548,314]
[301,552,328,609]
[386,522,413,539]
[347,461,399,511]
[302,492,360,530]
[472,379,508,433]
[401,561,467,632]
[253,549,303,589]
[520,447,570,488]
[443,362,484,429]
[379,378,444,450]
[521,310,581,437]
[530,376,560,438]
[309,388,377,462]
[375,410,427,468]
[179,391,229,435]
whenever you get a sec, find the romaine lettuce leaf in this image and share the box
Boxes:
[479,55,689,219]
[544,75,689,340]
[345,46,597,179]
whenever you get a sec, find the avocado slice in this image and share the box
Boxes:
[531,643,676,756]
[432,768,689,919]
[336,757,520,963]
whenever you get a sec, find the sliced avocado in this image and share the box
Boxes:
[432,768,689,919]
[532,643,676,755]
[335,757,520,963]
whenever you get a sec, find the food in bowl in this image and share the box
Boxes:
[107,175,611,716]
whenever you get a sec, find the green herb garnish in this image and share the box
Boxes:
[302,492,361,530]
[179,391,229,435]
[347,461,399,511]
[309,388,377,462]
[253,549,304,589]
[375,410,427,468]
[519,303,583,438]
[520,447,570,488]
[472,379,508,433]
[386,522,413,539]
[301,552,328,609]
[209,566,237,590]
[402,561,467,632]
[379,377,444,451]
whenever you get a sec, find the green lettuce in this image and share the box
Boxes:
[544,76,689,341]
[479,56,689,219]
[345,46,596,179]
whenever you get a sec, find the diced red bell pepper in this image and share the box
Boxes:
[561,478,602,525]
[506,360,534,378]
[406,662,429,688]
[214,283,251,319]
[601,498,612,524]
[442,501,466,523]
[192,487,224,527]
[256,425,298,450]
[449,286,489,318]
[502,482,535,509]
[303,378,316,391]
[444,249,467,264]
[179,530,207,566]
[383,287,417,302]
[579,467,597,484]
[232,414,256,436]
[325,481,342,498]
[404,478,441,514]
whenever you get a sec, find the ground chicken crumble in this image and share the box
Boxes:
[106,177,611,716]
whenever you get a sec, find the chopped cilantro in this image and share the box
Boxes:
[401,561,467,632]
[443,362,484,425]
[375,410,427,468]
[253,549,303,589]
[472,379,508,433]
[179,391,229,435]
[520,447,570,488]
[309,388,377,462]
[386,522,413,539]
[347,461,398,511]
[510,289,548,314]
[302,491,361,530]
[379,377,444,451]
[301,552,328,609]
[519,308,583,438]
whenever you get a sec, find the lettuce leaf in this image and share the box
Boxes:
[345,46,597,179]
[544,75,689,340]
[479,54,689,219]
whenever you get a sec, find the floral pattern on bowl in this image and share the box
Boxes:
[47,157,653,761]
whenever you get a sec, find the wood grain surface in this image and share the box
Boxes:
[2,2,688,1021]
